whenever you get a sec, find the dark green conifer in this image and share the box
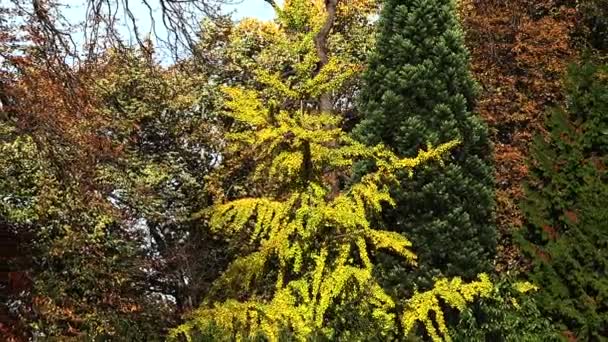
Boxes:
[518,62,608,340]
[355,0,496,289]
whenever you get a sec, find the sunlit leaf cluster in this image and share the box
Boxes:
[168,3,492,341]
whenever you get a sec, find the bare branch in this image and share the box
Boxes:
[3,0,240,64]
[263,0,278,11]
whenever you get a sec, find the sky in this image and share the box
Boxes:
[62,0,277,34]
[57,0,276,60]
[226,0,276,20]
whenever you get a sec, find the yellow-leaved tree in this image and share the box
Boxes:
[170,0,492,341]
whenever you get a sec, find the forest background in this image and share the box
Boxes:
[1,0,607,341]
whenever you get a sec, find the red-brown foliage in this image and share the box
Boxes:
[564,210,579,224]
[2,60,114,174]
[460,0,578,270]
[0,12,126,339]
[0,227,29,342]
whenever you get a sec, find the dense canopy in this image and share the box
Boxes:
[1,0,607,341]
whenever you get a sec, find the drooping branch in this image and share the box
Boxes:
[3,0,237,63]
[83,0,235,60]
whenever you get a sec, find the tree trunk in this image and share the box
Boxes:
[314,0,338,114]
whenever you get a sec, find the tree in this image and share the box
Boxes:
[517,62,608,340]
[170,1,492,341]
[458,0,577,271]
[0,86,171,341]
[577,0,608,52]
[90,46,229,315]
[453,275,559,342]
[355,0,495,290]
[192,0,378,122]
[0,44,180,339]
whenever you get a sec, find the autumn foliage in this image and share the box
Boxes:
[1,0,608,340]
[460,0,577,269]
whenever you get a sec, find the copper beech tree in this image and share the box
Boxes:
[458,0,577,269]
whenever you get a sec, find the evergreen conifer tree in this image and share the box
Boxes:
[518,62,608,340]
[355,0,496,288]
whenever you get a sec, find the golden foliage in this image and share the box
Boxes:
[170,83,491,341]
[402,274,492,342]
[170,1,493,341]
